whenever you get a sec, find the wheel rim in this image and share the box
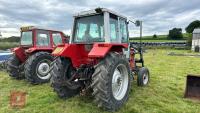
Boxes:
[112,64,129,100]
[36,59,51,80]
[143,72,149,85]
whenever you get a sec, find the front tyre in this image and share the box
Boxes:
[24,52,53,84]
[137,67,150,86]
[91,53,131,111]
[6,55,24,79]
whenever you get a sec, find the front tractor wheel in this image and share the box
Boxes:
[50,57,80,99]
[24,52,53,84]
[6,55,24,79]
[137,67,150,86]
[91,53,131,111]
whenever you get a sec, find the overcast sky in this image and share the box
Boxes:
[0,0,200,37]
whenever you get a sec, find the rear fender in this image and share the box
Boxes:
[52,44,88,68]
[88,43,128,58]
[52,43,128,67]
[12,47,26,63]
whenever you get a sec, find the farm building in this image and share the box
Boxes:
[192,28,200,52]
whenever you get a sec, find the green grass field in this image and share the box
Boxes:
[0,49,200,113]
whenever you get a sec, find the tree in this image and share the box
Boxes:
[168,28,183,39]
[153,34,157,39]
[185,20,200,33]
[0,31,2,38]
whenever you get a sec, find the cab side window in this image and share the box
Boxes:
[110,14,118,42]
[36,30,50,46]
[120,19,128,43]
[52,33,62,45]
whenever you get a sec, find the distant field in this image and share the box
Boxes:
[130,33,190,43]
[131,35,168,40]
[131,40,186,42]
[131,33,190,40]
[0,49,200,113]
[0,42,19,50]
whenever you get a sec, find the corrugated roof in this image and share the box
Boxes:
[193,28,200,33]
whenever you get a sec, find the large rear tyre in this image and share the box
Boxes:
[91,53,131,111]
[50,57,80,99]
[24,52,53,84]
[6,55,24,79]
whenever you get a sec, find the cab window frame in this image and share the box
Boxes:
[36,30,51,47]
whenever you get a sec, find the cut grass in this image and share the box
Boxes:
[0,49,200,113]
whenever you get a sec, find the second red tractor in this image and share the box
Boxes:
[7,26,68,84]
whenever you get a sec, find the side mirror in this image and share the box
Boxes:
[135,20,140,27]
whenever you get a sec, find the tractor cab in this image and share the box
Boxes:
[53,8,129,67]
[71,8,128,44]
[20,26,67,49]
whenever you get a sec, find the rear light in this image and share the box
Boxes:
[52,47,64,55]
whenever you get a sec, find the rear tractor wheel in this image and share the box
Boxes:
[50,57,80,99]
[24,52,53,84]
[6,55,24,79]
[91,53,131,111]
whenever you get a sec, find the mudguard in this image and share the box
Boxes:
[12,47,26,62]
[88,43,128,58]
[52,43,128,68]
[52,44,88,67]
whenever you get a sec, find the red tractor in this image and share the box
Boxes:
[7,26,68,84]
[50,8,150,111]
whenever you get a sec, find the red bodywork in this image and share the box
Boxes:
[52,43,128,68]
[12,28,68,63]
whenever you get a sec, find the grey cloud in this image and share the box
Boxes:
[0,0,200,37]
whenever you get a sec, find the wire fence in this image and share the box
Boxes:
[131,42,187,47]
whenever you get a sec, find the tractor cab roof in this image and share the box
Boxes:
[20,26,63,33]
[74,8,127,19]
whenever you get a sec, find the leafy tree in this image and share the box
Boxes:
[185,33,192,47]
[153,34,157,39]
[0,36,20,42]
[185,20,200,33]
[168,28,183,39]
